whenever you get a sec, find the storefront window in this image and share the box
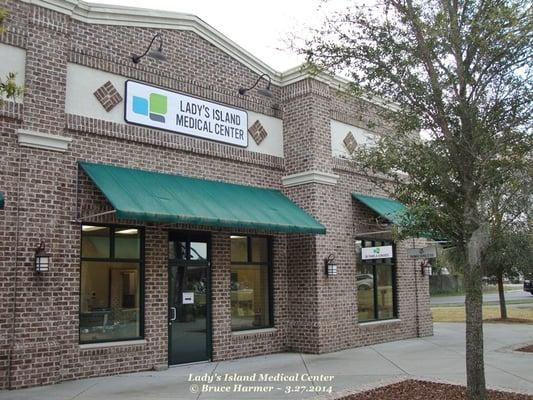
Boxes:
[230,236,248,263]
[190,241,207,261]
[114,228,140,259]
[230,236,271,330]
[81,225,110,258]
[80,225,143,343]
[355,239,397,322]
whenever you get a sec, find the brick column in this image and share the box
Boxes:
[0,123,21,390]
[7,6,73,388]
[210,233,232,360]
[281,79,338,353]
[282,79,333,173]
[22,7,69,133]
[143,227,168,367]
[396,239,434,337]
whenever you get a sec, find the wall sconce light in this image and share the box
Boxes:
[132,33,168,64]
[420,260,432,276]
[325,254,338,276]
[35,241,51,273]
[238,73,273,98]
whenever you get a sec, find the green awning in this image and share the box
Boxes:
[352,193,407,225]
[79,162,326,234]
[0,192,4,209]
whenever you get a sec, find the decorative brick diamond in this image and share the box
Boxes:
[93,81,123,112]
[248,120,268,145]
[343,131,358,154]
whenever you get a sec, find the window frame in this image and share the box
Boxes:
[356,239,398,323]
[230,235,274,331]
[79,223,145,344]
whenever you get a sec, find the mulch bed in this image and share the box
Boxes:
[337,379,533,399]
[517,344,533,353]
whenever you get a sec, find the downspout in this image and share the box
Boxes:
[7,145,22,389]
[412,238,420,337]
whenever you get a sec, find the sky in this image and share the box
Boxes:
[91,0,343,72]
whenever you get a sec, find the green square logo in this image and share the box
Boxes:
[149,93,167,114]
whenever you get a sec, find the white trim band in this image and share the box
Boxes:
[282,170,339,187]
[18,129,72,152]
[231,328,277,336]
[79,339,146,349]
[359,318,401,327]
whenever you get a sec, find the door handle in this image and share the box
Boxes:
[170,307,177,321]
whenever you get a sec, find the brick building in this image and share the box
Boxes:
[0,0,433,389]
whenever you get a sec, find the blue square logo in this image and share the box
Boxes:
[132,96,149,115]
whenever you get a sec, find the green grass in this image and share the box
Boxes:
[431,284,523,297]
[432,304,533,323]
[434,298,533,307]
[431,290,464,297]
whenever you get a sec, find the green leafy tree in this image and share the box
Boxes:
[482,166,533,318]
[0,8,23,102]
[485,231,532,316]
[299,1,532,399]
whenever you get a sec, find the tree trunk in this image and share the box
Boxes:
[497,270,507,320]
[464,262,487,400]
[465,225,488,400]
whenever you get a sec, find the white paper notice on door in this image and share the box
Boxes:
[182,292,194,304]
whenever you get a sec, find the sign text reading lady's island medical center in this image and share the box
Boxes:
[125,80,248,147]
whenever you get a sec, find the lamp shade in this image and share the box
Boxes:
[148,48,167,62]
[35,242,51,272]
[325,254,338,276]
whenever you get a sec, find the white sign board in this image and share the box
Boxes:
[407,246,437,259]
[361,245,394,260]
[125,80,248,147]
[182,292,194,305]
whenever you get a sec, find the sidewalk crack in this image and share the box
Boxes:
[69,381,100,400]
[370,346,410,375]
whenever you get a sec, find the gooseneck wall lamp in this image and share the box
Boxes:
[238,73,273,98]
[132,32,168,64]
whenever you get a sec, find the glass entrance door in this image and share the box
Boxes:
[168,232,210,365]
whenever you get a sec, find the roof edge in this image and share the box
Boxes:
[21,0,401,110]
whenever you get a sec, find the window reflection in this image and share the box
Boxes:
[80,261,141,343]
[230,236,271,330]
[81,226,110,258]
[356,239,396,322]
[115,228,140,259]
[376,264,394,319]
[230,236,248,263]
[169,239,187,261]
[251,237,268,263]
[80,225,143,344]
[356,265,375,321]
[190,241,207,261]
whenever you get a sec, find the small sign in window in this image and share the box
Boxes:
[361,245,394,260]
[182,292,194,304]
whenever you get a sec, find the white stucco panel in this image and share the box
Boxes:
[246,111,283,157]
[330,119,378,159]
[65,63,126,122]
[0,44,26,103]
[65,63,283,157]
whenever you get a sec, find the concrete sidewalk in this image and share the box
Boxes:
[1,323,531,400]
